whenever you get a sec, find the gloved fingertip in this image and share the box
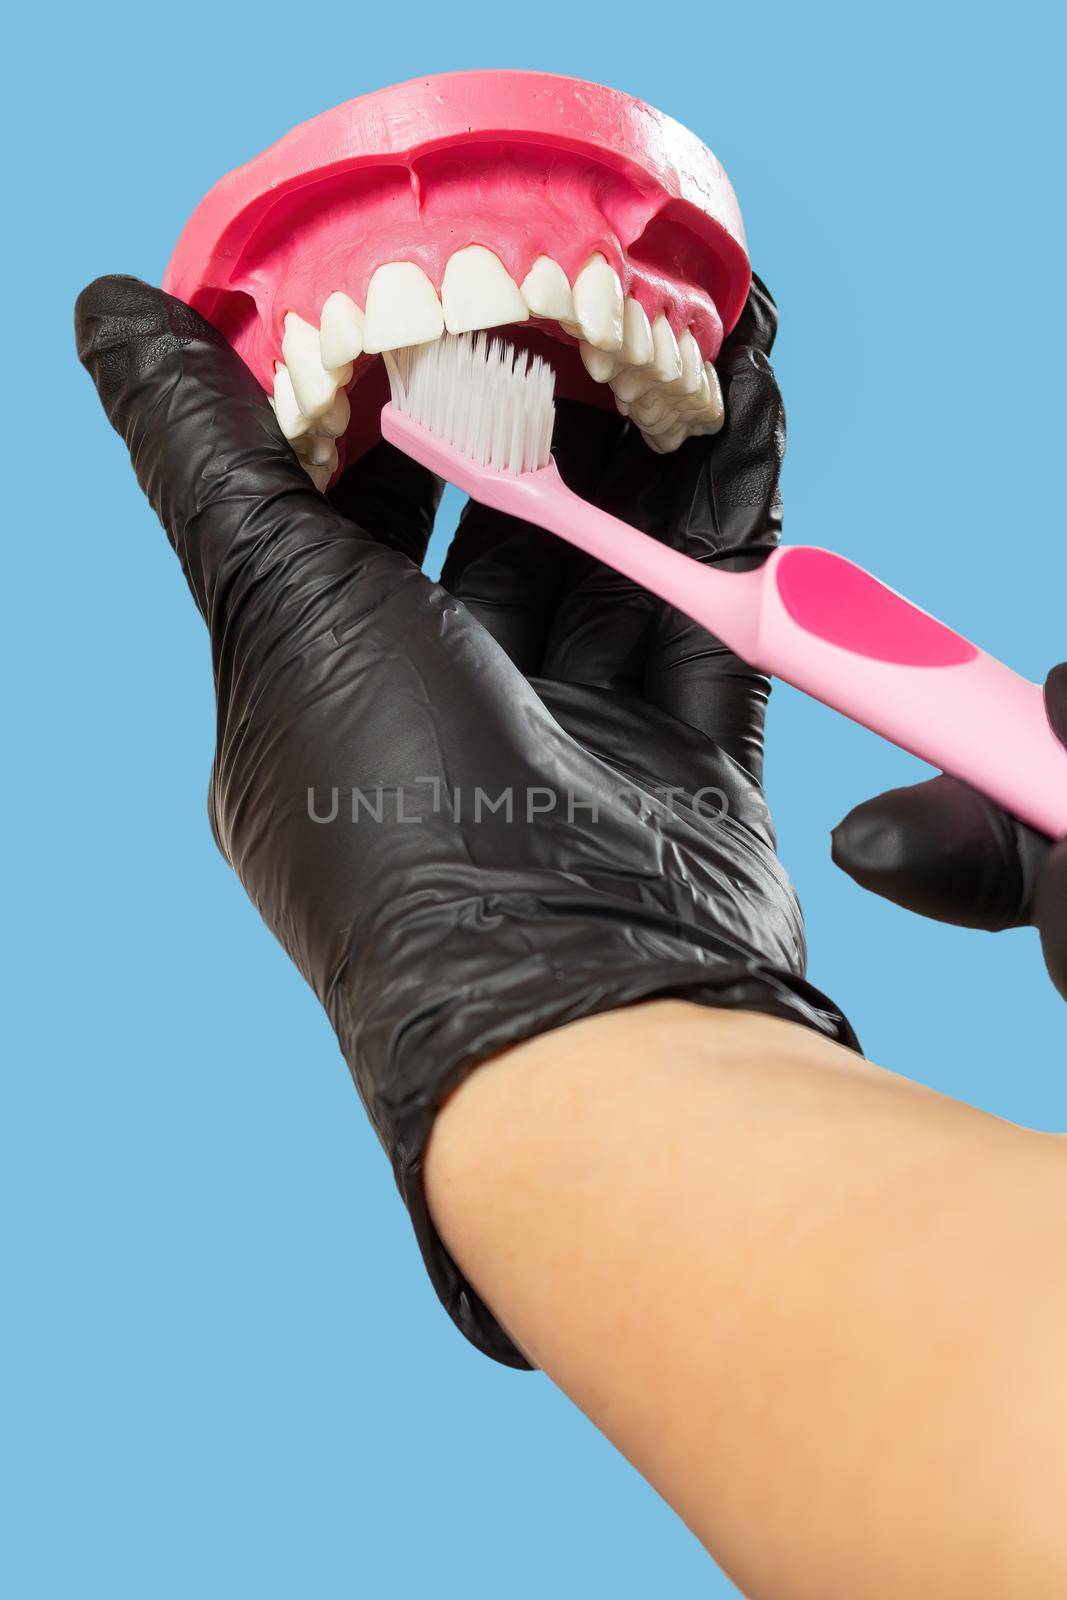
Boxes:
[75,273,149,311]
[1035,840,1067,1002]
[830,799,894,884]
[1044,662,1067,748]
[832,776,1035,933]
[75,275,156,356]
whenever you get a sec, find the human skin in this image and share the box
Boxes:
[425,1001,1067,1599]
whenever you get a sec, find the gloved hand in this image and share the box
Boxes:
[76,273,855,1366]
[832,666,1067,1000]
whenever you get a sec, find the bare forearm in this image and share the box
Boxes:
[425,1001,1067,1599]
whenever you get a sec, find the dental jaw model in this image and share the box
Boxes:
[164,70,752,490]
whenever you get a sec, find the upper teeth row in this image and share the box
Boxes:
[271,245,725,486]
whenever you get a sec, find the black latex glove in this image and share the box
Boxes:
[77,273,855,1367]
[832,666,1067,1000]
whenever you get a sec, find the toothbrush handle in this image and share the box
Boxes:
[753,546,1067,840]
[514,472,1067,839]
[377,415,1066,839]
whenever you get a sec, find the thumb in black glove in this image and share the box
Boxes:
[832,664,1067,1000]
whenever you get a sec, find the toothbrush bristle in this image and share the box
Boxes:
[387,332,556,474]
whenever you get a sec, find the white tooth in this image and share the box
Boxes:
[579,341,622,383]
[703,362,725,430]
[315,386,351,439]
[641,403,682,436]
[281,312,352,419]
[627,380,675,419]
[675,368,711,416]
[305,460,335,492]
[631,389,675,427]
[573,253,624,352]
[660,423,689,452]
[272,364,313,440]
[683,364,725,434]
[642,421,687,454]
[619,297,654,367]
[650,314,682,383]
[294,432,337,467]
[362,262,444,354]
[441,245,529,336]
[610,364,658,404]
[665,331,703,398]
[520,256,576,323]
[319,292,364,368]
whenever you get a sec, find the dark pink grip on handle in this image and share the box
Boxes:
[759,546,1067,838]
[774,548,978,667]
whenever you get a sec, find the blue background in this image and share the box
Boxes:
[5,2,1064,1594]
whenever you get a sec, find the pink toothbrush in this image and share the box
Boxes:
[381,334,1067,840]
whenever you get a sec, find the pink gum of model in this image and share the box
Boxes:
[383,406,1067,840]
[164,70,751,459]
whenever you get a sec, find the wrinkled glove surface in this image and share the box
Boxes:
[77,273,856,1366]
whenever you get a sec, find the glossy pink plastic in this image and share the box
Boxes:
[382,405,1067,839]
[164,71,750,397]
